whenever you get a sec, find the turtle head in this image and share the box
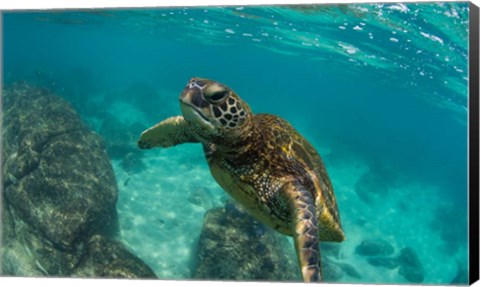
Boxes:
[179,77,252,145]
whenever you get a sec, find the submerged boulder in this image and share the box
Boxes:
[73,235,156,278]
[362,245,425,283]
[355,239,395,257]
[1,83,155,278]
[321,258,362,281]
[321,258,344,282]
[2,83,118,250]
[397,247,424,283]
[193,201,300,281]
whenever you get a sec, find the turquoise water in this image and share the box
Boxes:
[2,2,469,284]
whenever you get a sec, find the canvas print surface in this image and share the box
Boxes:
[1,2,471,284]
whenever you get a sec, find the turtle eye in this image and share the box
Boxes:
[207,91,229,103]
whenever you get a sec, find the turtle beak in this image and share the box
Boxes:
[179,87,195,105]
[179,79,210,109]
[179,78,215,131]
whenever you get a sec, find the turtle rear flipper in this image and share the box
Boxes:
[138,116,198,149]
[283,182,322,282]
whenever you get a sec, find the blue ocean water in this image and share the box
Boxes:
[2,2,470,284]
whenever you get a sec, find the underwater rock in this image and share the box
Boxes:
[98,115,147,160]
[321,258,344,282]
[397,247,424,283]
[193,201,299,281]
[120,152,146,175]
[73,235,156,278]
[1,83,155,278]
[361,245,424,282]
[366,256,399,269]
[1,200,57,276]
[321,257,362,281]
[355,239,395,257]
[2,83,118,250]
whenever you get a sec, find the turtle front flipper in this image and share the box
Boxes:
[138,116,198,149]
[284,182,322,282]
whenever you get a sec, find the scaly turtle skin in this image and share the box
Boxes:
[138,78,345,282]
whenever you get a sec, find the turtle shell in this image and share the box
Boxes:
[254,114,345,242]
[208,113,345,242]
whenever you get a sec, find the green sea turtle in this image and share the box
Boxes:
[138,78,345,282]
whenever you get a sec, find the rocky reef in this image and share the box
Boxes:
[193,200,300,281]
[1,83,155,278]
[355,239,425,283]
[355,239,395,257]
[317,242,362,282]
[397,247,425,283]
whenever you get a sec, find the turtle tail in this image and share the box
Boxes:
[289,182,322,282]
